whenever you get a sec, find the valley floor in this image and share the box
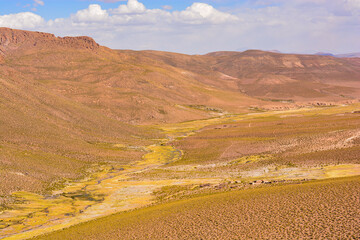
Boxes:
[0,104,360,239]
[35,176,360,240]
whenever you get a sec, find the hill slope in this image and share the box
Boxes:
[0,28,359,201]
[147,49,360,102]
[0,28,262,198]
[36,176,360,240]
[1,28,265,124]
[209,50,360,101]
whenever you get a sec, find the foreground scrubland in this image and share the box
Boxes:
[0,103,359,239]
[35,176,360,240]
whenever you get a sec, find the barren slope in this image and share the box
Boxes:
[1,28,264,125]
[0,29,162,198]
[0,59,160,200]
[0,28,264,199]
[209,50,360,101]
[140,49,360,103]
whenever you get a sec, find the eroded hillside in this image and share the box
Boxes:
[139,49,360,102]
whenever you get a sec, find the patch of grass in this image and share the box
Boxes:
[158,108,167,115]
[87,141,147,152]
[186,105,224,113]
[141,145,182,165]
[153,185,194,202]
[230,154,274,165]
[249,106,266,112]
[45,179,68,193]
[260,98,294,103]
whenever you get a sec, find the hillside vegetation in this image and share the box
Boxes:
[35,176,360,240]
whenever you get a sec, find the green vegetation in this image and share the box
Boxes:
[186,105,224,113]
[230,154,274,165]
[260,98,295,103]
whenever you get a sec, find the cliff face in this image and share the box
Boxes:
[0,28,100,56]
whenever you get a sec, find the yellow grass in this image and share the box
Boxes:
[34,176,360,240]
[1,103,359,239]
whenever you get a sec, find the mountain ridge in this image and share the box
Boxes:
[0,27,100,57]
[143,49,360,102]
[336,52,360,58]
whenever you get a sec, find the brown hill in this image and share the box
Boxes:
[0,28,262,198]
[209,50,360,101]
[0,28,99,55]
[0,28,359,199]
[0,29,154,198]
[1,29,265,124]
[0,56,161,199]
[147,49,360,102]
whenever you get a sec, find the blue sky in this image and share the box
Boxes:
[0,0,245,19]
[0,0,359,54]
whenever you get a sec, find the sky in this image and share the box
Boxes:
[0,0,359,54]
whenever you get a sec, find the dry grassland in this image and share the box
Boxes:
[35,176,360,240]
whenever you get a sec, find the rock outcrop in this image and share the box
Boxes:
[0,27,100,56]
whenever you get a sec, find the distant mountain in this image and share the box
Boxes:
[336,53,360,58]
[315,52,335,57]
[314,52,360,58]
[192,50,360,102]
[268,50,282,53]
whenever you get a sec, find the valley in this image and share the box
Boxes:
[1,103,360,239]
[0,28,359,239]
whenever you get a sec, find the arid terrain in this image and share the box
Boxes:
[34,176,360,240]
[0,28,359,239]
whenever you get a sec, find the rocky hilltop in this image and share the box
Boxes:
[0,28,99,56]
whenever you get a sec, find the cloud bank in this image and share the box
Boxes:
[0,0,359,54]
[0,12,45,29]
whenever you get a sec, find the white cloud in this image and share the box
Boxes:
[173,3,238,24]
[255,0,360,15]
[346,0,360,12]
[34,0,44,6]
[73,4,109,22]
[95,0,126,2]
[348,0,360,7]
[112,0,146,14]
[0,12,45,29]
[162,5,173,10]
[0,0,359,54]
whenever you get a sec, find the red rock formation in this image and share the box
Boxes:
[0,28,100,56]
